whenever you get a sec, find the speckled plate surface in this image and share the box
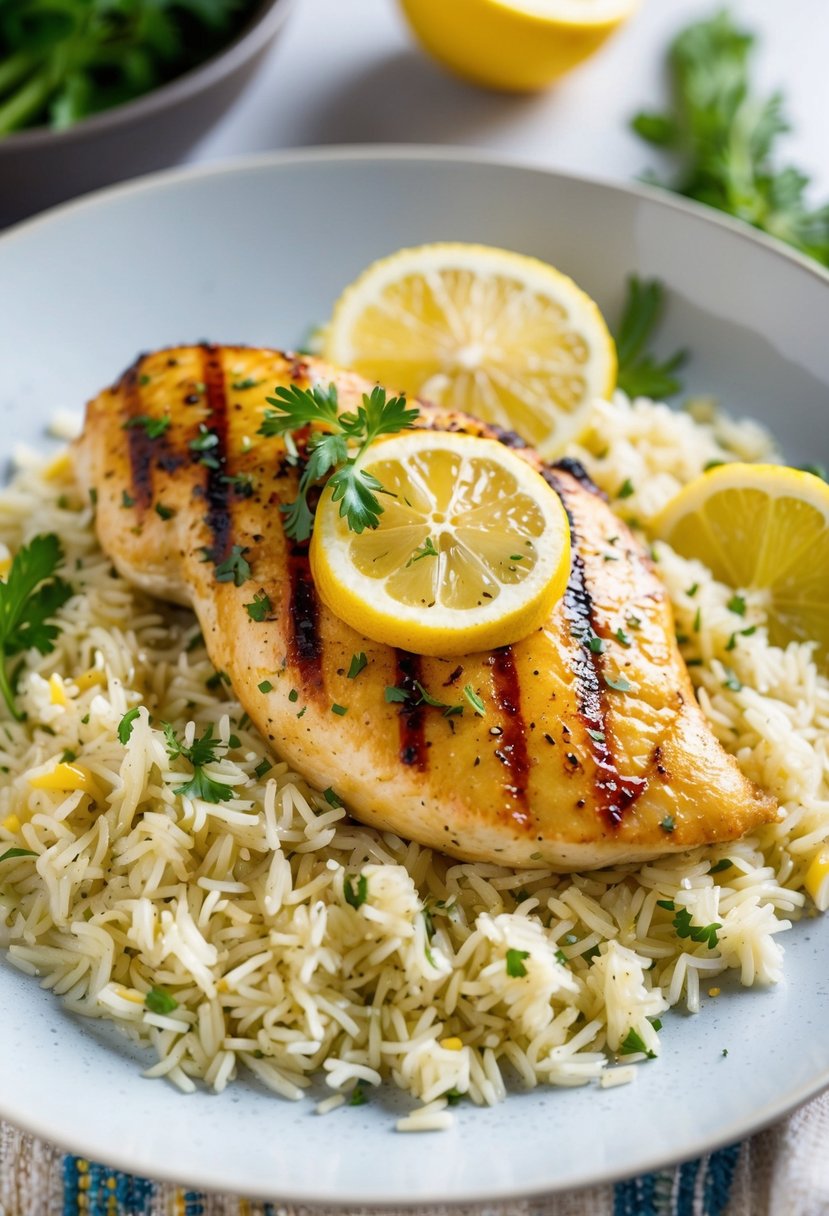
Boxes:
[0,149,828,1206]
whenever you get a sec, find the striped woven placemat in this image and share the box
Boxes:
[5,1102,829,1216]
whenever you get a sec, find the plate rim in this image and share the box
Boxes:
[1,145,828,1206]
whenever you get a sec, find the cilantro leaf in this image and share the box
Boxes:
[163,722,234,804]
[620,1028,656,1058]
[613,277,687,399]
[0,533,73,718]
[673,906,721,949]
[347,652,368,679]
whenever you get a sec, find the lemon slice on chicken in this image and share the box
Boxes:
[323,242,616,458]
[310,431,571,656]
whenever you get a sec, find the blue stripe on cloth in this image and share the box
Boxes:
[703,1144,741,1215]
[62,1155,154,1216]
[676,1157,701,1216]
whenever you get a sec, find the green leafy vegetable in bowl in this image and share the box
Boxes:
[0,0,258,137]
[632,10,829,267]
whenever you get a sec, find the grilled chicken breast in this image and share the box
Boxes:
[73,345,777,869]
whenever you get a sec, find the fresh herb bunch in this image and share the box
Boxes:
[0,533,73,719]
[614,277,686,400]
[162,721,235,803]
[632,11,829,266]
[0,0,257,137]
[259,382,419,543]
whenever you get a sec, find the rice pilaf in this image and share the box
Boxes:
[0,393,826,1130]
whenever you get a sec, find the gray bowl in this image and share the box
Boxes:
[0,0,293,227]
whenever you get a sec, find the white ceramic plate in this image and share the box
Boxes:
[0,149,828,1207]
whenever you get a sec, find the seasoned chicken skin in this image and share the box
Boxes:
[73,346,777,869]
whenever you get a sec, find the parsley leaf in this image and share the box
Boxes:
[0,847,36,863]
[620,1028,656,1058]
[162,722,234,804]
[613,277,687,399]
[244,590,272,621]
[259,382,419,541]
[145,987,178,1015]
[344,873,368,909]
[632,12,829,266]
[0,533,73,718]
[406,536,439,566]
[673,906,721,949]
[118,707,141,744]
[213,545,251,587]
[347,652,368,679]
[505,948,530,978]
[123,415,170,439]
[604,674,632,693]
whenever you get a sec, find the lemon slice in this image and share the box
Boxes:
[323,242,616,459]
[654,463,829,662]
[399,0,639,92]
[310,431,571,656]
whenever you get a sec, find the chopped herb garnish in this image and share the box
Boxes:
[727,594,746,616]
[686,583,699,597]
[704,459,726,471]
[0,533,73,719]
[587,635,606,654]
[673,906,721,948]
[693,606,702,632]
[331,703,348,716]
[154,502,174,521]
[618,477,635,499]
[118,707,141,745]
[288,688,299,703]
[463,684,485,716]
[347,652,368,679]
[0,847,36,863]
[406,536,439,566]
[555,949,569,966]
[587,728,606,743]
[213,545,251,587]
[244,590,272,621]
[444,1088,465,1106]
[121,490,135,509]
[123,414,170,439]
[162,722,234,804]
[258,382,419,541]
[323,787,343,808]
[709,858,733,874]
[231,377,262,391]
[144,987,178,1015]
[660,815,675,833]
[723,668,743,692]
[614,627,631,647]
[656,899,675,911]
[626,614,642,629]
[604,674,632,693]
[344,873,368,909]
[348,1080,368,1106]
[60,748,77,763]
[296,706,307,719]
[205,670,228,691]
[254,758,272,780]
[221,472,254,497]
[649,1017,663,1031]
[726,632,737,652]
[414,681,463,716]
[138,373,151,387]
[258,680,273,693]
[384,686,409,703]
[505,948,530,978]
[189,425,221,467]
[620,1028,656,1058]
[613,277,687,399]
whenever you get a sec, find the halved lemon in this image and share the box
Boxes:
[399,0,639,93]
[654,463,829,662]
[323,243,616,458]
[310,431,571,656]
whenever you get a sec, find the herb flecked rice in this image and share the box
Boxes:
[0,393,827,1131]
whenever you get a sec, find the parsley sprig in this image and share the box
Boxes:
[0,534,73,719]
[632,12,828,266]
[614,277,686,400]
[162,722,235,804]
[258,382,419,542]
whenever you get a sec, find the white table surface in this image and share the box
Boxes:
[192,0,829,198]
